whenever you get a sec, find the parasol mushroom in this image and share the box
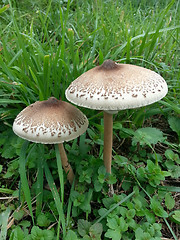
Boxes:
[65,59,168,174]
[13,97,89,184]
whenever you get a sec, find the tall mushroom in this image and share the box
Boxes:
[65,59,168,174]
[13,97,89,184]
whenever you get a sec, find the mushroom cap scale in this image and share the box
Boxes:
[65,60,168,111]
[13,97,89,144]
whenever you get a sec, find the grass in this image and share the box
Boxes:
[0,0,180,239]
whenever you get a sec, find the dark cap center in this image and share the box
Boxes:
[99,59,118,71]
[42,97,60,108]
[48,97,58,103]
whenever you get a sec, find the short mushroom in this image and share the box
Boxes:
[65,59,168,174]
[13,97,89,184]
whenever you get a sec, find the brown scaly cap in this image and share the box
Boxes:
[65,59,168,111]
[13,97,89,144]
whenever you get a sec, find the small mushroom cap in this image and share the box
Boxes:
[13,97,89,144]
[65,60,168,111]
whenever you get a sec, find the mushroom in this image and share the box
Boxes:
[65,59,168,174]
[13,97,89,184]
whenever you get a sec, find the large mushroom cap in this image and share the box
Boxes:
[13,97,89,144]
[65,59,168,111]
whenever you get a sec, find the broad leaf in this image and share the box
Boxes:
[165,193,175,210]
[168,116,180,139]
[150,197,168,218]
[30,226,54,240]
[106,217,118,230]
[132,127,166,147]
[118,217,128,232]
[9,226,25,240]
[37,213,50,227]
[89,223,103,239]
[0,208,11,240]
[65,230,79,240]
[172,210,180,224]
[78,219,91,237]
[105,229,122,240]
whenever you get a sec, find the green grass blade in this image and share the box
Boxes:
[36,144,44,217]
[0,99,23,104]
[160,100,180,114]
[0,188,14,194]
[53,0,71,98]
[38,12,51,51]
[0,4,9,14]
[64,0,71,32]
[138,26,151,56]
[74,49,80,78]
[43,55,50,99]
[59,4,64,34]
[19,141,34,224]
[68,28,75,63]
[66,181,75,228]
[57,58,71,99]
[0,208,11,240]
[30,18,34,42]
[8,49,23,67]
[55,144,64,205]
[38,0,52,45]
[126,35,131,63]
[158,185,180,192]
[1,38,12,63]
[111,25,180,60]
[29,67,44,100]
[56,217,61,240]
[44,161,66,238]
[146,0,176,59]
[95,191,135,224]
[98,48,104,64]
[54,37,65,98]
[8,0,36,73]
[164,218,178,240]
[0,54,16,82]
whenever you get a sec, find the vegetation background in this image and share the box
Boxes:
[0,0,179,239]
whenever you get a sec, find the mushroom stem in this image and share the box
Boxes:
[103,111,113,174]
[58,143,75,185]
